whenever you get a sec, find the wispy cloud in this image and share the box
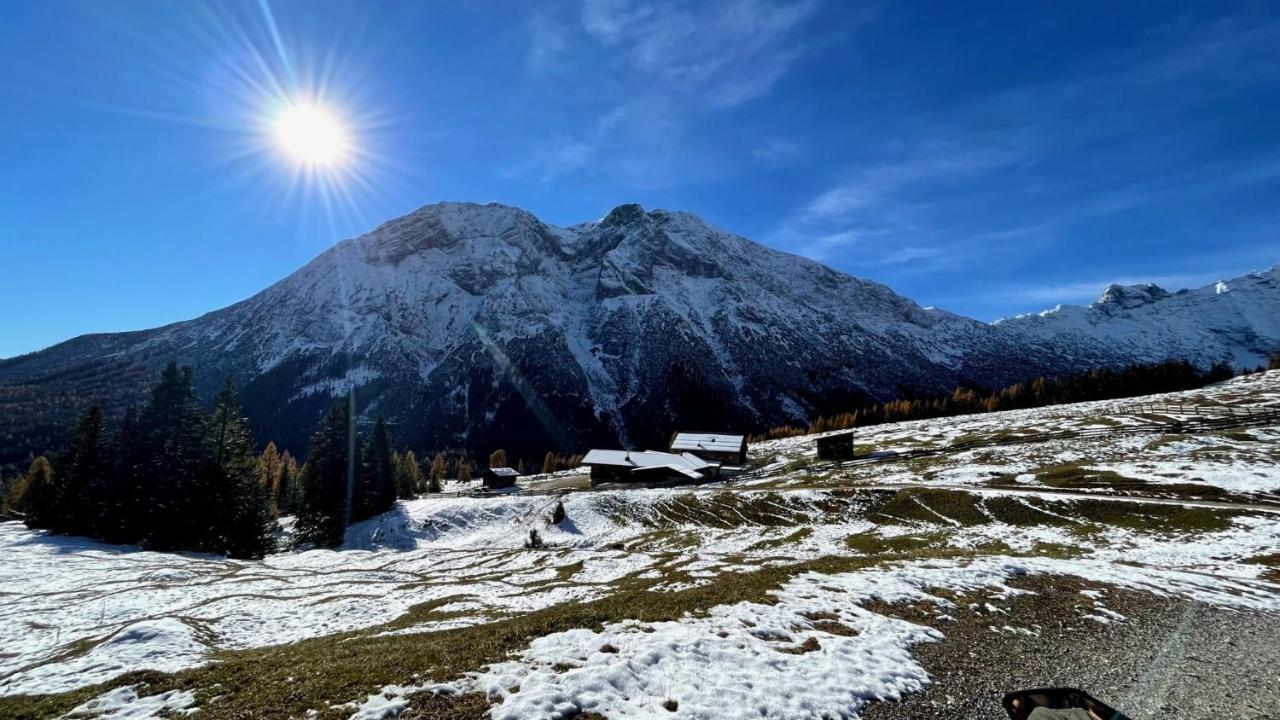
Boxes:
[511,0,834,184]
[524,12,569,72]
[751,137,799,164]
[773,142,1022,268]
[770,15,1280,286]
[581,0,821,107]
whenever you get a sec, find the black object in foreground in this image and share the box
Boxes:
[1002,688,1131,720]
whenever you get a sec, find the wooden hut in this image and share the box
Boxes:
[669,432,748,465]
[815,430,856,460]
[581,449,716,486]
[482,467,520,490]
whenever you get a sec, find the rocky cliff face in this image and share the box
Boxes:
[2,201,1276,464]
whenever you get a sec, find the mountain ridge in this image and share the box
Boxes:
[2,201,1277,466]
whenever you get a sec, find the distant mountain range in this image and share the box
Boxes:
[2,201,1277,465]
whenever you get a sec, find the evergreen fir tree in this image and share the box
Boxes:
[106,406,148,544]
[58,406,110,536]
[542,451,557,475]
[354,416,394,522]
[457,456,472,483]
[139,362,209,550]
[206,381,275,559]
[296,402,354,547]
[275,452,302,516]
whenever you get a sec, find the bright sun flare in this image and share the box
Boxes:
[274,103,348,166]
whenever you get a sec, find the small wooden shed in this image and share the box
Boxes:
[482,467,520,490]
[815,430,856,460]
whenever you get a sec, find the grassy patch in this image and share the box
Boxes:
[1219,431,1257,442]
[1029,541,1087,559]
[745,527,813,552]
[1245,553,1280,583]
[846,532,940,555]
[633,491,827,529]
[1243,552,1280,568]
[865,487,1238,535]
[1034,464,1147,492]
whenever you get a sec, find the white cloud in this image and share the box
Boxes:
[751,137,799,164]
[525,12,569,72]
[769,16,1280,283]
[512,0,844,184]
[581,0,821,107]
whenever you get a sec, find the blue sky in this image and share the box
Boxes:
[2,1,1278,357]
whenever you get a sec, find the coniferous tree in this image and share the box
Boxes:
[457,456,472,484]
[206,381,275,559]
[105,406,148,543]
[296,402,354,547]
[140,362,209,550]
[21,456,60,529]
[1268,354,1279,371]
[58,406,110,536]
[488,449,507,469]
[542,451,557,475]
[354,416,395,521]
[275,452,302,516]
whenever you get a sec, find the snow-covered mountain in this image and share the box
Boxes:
[994,270,1280,369]
[1,201,1276,463]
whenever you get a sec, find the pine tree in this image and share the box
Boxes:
[206,381,275,559]
[354,416,395,522]
[106,406,148,543]
[297,402,355,547]
[489,449,507,469]
[275,452,302,516]
[457,456,472,483]
[139,362,209,550]
[21,456,60,529]
[59,406,110,536]
[542,451,557,475]
[428,452,445,493]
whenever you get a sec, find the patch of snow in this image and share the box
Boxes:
[64,685,197,719]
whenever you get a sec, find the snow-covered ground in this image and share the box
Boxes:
[748,371,1280,495]
[2,373,1278,718]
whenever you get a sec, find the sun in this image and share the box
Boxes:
[274,103,348,166]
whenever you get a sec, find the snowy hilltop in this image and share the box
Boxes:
[0,201,1277,460]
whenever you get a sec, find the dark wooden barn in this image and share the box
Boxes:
[815,430,856,460]
[482,467,520,490]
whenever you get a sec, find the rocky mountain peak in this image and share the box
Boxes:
[599,203,648,228]
[1093,282,1172,313]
